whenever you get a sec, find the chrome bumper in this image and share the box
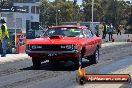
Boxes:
[26,50,78,54]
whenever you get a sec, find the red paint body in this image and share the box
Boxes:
[26,25,102,61]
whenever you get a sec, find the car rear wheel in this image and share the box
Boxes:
[89,47,99,64]
[32,58,41,69]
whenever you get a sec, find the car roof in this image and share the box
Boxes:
[48,25,87,29]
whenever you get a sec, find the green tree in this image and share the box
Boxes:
[40,0,76,26]
[83,0,103,22]
[39,0,131,28]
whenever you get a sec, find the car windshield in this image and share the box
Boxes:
[44,27,84,37]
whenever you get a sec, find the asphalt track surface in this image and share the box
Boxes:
[0,43,132,88]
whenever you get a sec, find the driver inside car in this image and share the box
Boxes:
[69,28,81,37]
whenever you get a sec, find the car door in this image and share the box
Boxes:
[85,28,96,55]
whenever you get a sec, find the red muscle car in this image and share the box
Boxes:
[26,25,102,69]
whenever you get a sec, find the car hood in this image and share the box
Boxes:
[27,35,82,45]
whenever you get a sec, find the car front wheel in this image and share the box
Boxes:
[32,58,41,69]
[73,53,82,69]
[89,47,99,64]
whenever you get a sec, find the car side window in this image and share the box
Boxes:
[86,28,94,38]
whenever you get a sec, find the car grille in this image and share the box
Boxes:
[30,44,72,51]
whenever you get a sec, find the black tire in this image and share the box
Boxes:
[73,53,82,69]
[49,60,54,63]
[49,60,60,64]
[89,47,99,64]
[32,58,41,69]
[49,60,60,67]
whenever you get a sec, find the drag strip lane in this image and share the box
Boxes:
[0,42,132,88]
[14,56,132,88]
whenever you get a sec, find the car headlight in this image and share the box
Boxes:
[60,44,78,50]
[32,45,37,49]
[60,45,66,49]
[60,45,73,49]
[66,45,72,49]
[37,45,42,49]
